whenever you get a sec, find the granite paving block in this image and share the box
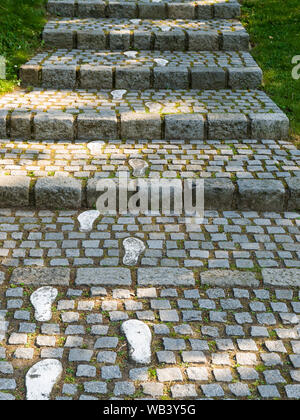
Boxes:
[137,268,195,286]
[35,177,82,209]
[0,176,30,208]
[262,269,300,287]
[237,180,286,212]
[201,270,259,287]
[10,268,70,286]
[76,268,132,286]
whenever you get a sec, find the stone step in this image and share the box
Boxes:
[0,173,299,211]
[0,89,288,141]
[0,138,299,182]
[43,18,249,51]
[47,0,241,20]
[21,50,262,90]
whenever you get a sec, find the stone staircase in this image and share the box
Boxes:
[0,0,298,212]
[0,2,300,401]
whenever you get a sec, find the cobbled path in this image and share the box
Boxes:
[0,139,298,180]
[0,209,299,400]
[0,210,299,270]
[0,0,299,400]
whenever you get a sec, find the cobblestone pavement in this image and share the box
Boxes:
[0,209,299,270]
[0,89,280,114]
[26,50,258,69]
[0,89,288,142]
[0,210,299,400]
[0,139,298,180]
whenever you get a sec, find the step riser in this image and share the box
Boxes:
[43,29,249,52]
[0,111,289,141]
[20,65,262,90]
[0,176,298,212]
[47,1,241,20]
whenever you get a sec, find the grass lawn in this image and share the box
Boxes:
[241,0,300,144]
[0,0,46,95]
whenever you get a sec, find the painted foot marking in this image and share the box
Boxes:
[30,286,58,322]
[26,359,63,400]
[78,210,100,232]
[121,320,152,365]
[123,237,145,266]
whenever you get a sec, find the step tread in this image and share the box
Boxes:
[0,88,278,115]
[25,49,258,68]
[44,17,246,33]
[0,88,288,141]
[0,139,298,182]
[0,154,298,211]
[0,135,298,211]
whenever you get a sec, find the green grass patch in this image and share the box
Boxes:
[0,0,46,94]
[241,0,300,144]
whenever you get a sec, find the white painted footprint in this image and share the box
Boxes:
[78,210,100,232]
[111,89,127,100]
[123,237,145,266]
[87,140,105,155]
[154,58,168,66]
[145,101,163,113]
[121,320,152,365]
[26,359,63,400]
[130,19,141,25]
[124,51,138,58]
[0,311,8,342]
[30,287,58,322]
[129,159,149,177]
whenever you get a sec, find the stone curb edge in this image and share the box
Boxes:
[47,0,241,20]
[0,110,289,141]
[43,25,249,52]
[0,176,298,211]
[7,267,300,288]
[20,63,262,90]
